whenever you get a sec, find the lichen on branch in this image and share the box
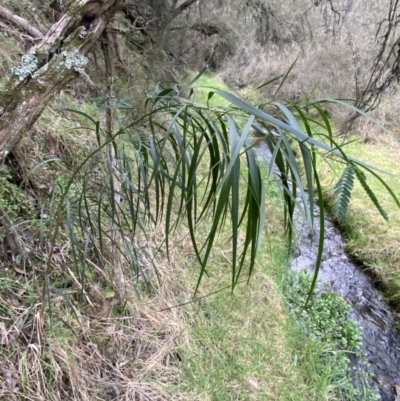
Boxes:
[10,52,39,81]
[61,49,89,71]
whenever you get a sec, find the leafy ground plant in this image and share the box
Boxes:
[285,272,380,401]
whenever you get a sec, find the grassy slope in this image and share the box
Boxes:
[316,131,400,307]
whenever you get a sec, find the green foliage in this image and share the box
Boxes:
[185,72,231,106]
[334,165,355,223]
[178,283,296,400]
[42,80,400,309]
[56,174,79,202]
[286,272,380,401]
[0,171,35,226]
[316,135,400,306]
[353,166,388,221]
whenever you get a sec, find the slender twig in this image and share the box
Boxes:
[158,279,247,312]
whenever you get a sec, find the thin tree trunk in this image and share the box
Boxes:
[0,0,121,164]
[101,31,126,303]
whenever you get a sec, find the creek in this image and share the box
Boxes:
[256,141,400,401]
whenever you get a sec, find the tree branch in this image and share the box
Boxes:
[0,0,122,163]
[0,5,44,39]
[122,8,155,43]
[175,0,199,13]
[167,0,199,23]
[0,20,35,42]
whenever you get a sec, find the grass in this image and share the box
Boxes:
[171,170,375,401]
[177,280,303,401]
[185,71,233,107]
[171,196,300,400]
[314,131,400,307]
[1,206,360,400]
[185,71,262,108]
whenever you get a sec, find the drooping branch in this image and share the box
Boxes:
[0,0,122,163]
[0,5,44,39]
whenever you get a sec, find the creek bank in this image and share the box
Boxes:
[292,202,400,401]
[256,142,400,401]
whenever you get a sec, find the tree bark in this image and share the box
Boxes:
[0,0,122,164]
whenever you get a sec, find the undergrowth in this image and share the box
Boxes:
[285,272,380,401]
[1,71,398,400]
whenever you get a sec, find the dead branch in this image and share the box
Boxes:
[23,1,49,34]
[0,5,44,39]
[0,20,35,42]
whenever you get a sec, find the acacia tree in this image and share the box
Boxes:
[0,0,212,302]
[0,0,304,159]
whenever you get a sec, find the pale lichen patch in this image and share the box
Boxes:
[11,52,39,81]
[61,49,89,71]
[78,27,87,39]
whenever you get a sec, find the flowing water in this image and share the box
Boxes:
[257,141,400,401]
